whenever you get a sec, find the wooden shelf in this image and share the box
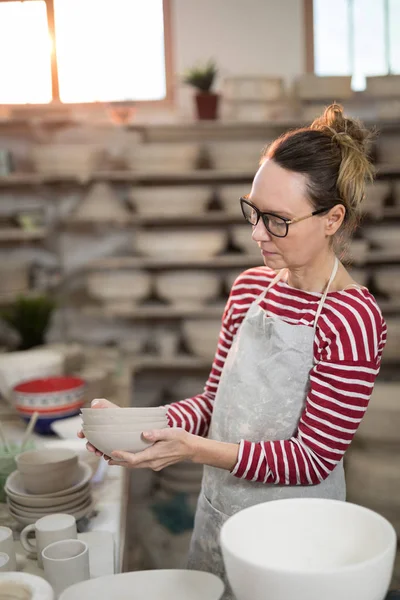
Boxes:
[85,253,259,271]
[0,228,47,242]
[131,355,211,372]
[367,249,400,264]
[81,303,225,320]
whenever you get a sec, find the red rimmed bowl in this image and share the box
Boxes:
[13,376,86,435]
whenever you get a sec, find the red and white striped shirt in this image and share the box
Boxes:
[167,266,387,486]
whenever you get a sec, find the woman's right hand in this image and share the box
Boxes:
[77,398,119,457]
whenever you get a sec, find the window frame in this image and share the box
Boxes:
[0,0,174,108]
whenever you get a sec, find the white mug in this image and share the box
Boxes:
[42,539,89,597]
[0,527,16,571]
[0,552,10,572]
[20,513,77,568]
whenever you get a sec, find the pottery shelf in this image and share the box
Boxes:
[0,164,400,188]
[0,228,47,243]
[81,299,398,321]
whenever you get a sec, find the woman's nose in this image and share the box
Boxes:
[251,218,272,242]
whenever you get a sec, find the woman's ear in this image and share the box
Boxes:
[326,204,346,236]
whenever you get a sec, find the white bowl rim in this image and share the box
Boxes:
[220,498,397,576]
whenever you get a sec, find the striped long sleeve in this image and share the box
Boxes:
[167,267,387,485]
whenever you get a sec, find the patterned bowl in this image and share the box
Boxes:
[13,376,86,435]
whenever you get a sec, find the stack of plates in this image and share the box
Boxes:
[4,462,93,525]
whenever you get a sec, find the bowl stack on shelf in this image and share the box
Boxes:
[4,448,93,526]
[345,382,400,538]
[182,319,221,361]
[155,271,221,310]
[127,143,200,173]
[71,182,131,223]
[207,141,266,173]
[134,229,228,262]
[294,74,353,121]
[128,186,212,217]
[30,144,104,180]
[86,269,152,314]
[222,75,286,122]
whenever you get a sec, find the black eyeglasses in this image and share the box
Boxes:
[240,197,328,238]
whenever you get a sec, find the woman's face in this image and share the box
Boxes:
[248,158,339,270]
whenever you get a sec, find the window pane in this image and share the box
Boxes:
[388,0,400,73]
[54,0,166,103]
[352,0,386,90]
[0,1,51,103]
[313,0,350,76]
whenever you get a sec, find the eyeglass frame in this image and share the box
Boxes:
[239,196,329,238]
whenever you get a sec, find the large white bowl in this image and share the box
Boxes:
[183,319,220,360]
[83,430,153,457]
[59,569,224,600]
[129,186,211,216]
[220,498,396,600]
[87,270,152,302]
[155,270,221,308]
[135,229,228,260]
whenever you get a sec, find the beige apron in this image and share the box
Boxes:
[187,257,346,599]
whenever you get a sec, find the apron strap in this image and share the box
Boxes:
[256,269,286,305]
[313,256,339,328]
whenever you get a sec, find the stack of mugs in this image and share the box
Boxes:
[4,448,93,525]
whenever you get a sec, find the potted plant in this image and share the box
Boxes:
[183,59,219,120]
[1,294,56,350]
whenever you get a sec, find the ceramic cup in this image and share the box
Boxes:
[0,527,16,571]
[0,552,10,572]
[20,513,77,568]
[42,539,89,597]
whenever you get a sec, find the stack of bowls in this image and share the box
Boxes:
[5,449,92,525]
[13,376,86,435]
[80,407,168,458]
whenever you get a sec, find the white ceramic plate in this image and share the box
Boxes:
[59,569,224,600]
[5,462,92,499]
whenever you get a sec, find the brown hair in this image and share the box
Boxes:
[263,103,374,242]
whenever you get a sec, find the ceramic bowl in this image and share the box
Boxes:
[80,416,168,427]
[7,484,90,509]
[129,186,211,216]
[80,406,167,422]
[87,270,152,302]
[59,569,224,600]
[134,229,228,260]
[31,144,103,177]
[208,141,264,172]
[231,225,261,257]
[217,185,249,213]
[375,267,400,297]
[5,462,91,500]
[16,449,79,495]
[220,498,396,600]
[363,226,400,250]
[127,143,199,173]
[14,376,86,435]
[183,319,221,360]
[154,270,221,308]
[82,430,153,457]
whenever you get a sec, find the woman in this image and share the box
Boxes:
[81,104,386,598]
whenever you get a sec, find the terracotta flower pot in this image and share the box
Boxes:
[195,92,220,120]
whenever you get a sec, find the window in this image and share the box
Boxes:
[310,0,400,90]
[0,0,171,104]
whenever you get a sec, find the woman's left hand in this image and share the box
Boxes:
[107,427,200,470]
